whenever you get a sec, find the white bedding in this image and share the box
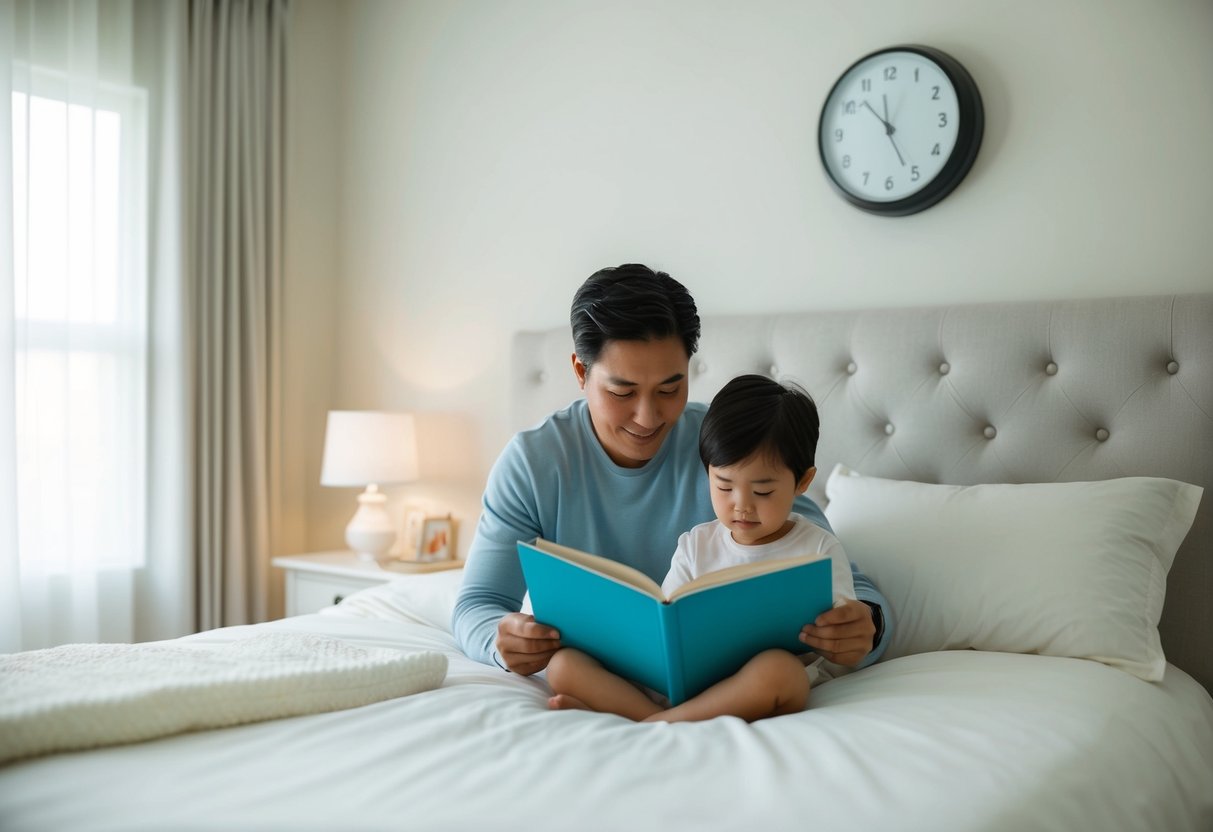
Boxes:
[2,572,1211,832]
[0,633,447,765]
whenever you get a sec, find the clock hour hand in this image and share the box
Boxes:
[861,99,891,131]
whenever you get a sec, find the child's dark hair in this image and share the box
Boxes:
[699,375,820,482]
[570,264,700,372]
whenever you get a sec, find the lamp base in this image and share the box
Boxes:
[344,485,397,562]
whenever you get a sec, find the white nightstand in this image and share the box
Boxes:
[273,551,464,616]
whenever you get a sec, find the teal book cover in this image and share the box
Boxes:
[517,538,833,705]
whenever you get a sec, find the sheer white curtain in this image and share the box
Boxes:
[0,0,194,652]
[1,0,290,651]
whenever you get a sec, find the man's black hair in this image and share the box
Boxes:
[570,264,700,371]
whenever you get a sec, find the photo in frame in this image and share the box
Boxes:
[417,515,456,562]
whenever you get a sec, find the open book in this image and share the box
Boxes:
[517,538,833,705]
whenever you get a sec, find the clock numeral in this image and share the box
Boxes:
[862,172,870,186]
[844,100,856,114]
[911,165,920,182]
[931,85,941,100]
[884,176,894,191]
[842,155,851,169]
[931,143,941,156]
[938,112,948,127]
[834,128,844,142]
[883,66,897,81]
[914,68,920,82]
[861,78,871,92]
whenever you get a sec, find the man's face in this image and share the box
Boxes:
[573,336,690,469]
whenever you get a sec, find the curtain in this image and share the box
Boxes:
[0,0,191,651]
[0,0,289,651]
[188,0,288,630]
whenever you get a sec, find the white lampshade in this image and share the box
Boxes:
[321,411,420,561]
[320,411,420,487]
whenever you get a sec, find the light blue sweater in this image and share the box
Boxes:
[451,399,891,669]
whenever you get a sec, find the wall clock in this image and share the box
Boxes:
[818,45,984,217]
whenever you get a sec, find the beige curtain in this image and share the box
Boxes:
[188,0,289,630]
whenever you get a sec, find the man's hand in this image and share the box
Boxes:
[496,612,561,675]
[798,598,875,667]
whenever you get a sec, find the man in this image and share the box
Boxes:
[452,264,890,675]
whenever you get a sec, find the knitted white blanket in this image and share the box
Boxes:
[0,632,447,765]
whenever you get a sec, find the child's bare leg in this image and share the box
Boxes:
[546,648,664,721]
[642,649,809,723]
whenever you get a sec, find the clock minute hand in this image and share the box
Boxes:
[886,130,906,167]
[882,93,906,167]
[862,99,906,166]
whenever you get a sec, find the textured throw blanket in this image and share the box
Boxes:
[0,632,447,765]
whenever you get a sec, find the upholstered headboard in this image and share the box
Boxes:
[510,293,1213,692]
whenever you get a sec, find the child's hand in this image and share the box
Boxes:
[798,599,875,667]
[496,612,561,675]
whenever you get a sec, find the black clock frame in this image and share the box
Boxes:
[818,44,984,217]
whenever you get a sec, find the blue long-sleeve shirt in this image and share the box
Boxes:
[452,399,892,669]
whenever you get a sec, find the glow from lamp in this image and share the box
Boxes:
[320,411,420,561]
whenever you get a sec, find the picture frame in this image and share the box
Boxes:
[398,511,457,563]
[399,508,428,560]
[418,515,456,562]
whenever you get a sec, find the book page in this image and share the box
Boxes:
[532,539,666,600]
[667,553,824,602]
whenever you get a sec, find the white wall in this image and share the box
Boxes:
[287,0,1213,560]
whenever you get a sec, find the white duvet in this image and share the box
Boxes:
[0,633,447,764]
[2,571,1211,832]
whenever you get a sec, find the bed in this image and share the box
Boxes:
[2,293,1212,832]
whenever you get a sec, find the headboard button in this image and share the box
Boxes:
[846,362,857,375]
[1045,362,1058,376]
[536,370,548,384]
[769,364,779,378]
[983,425,997,440]
[938,362,950,375]
[884,423,895,436]
[695,361,708,375]
[1096,428,1109,442]
[1166,360,1179,375]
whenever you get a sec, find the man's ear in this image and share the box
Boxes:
[572,353,588,389]
[796,466,817,495]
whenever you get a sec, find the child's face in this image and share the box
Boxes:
[708,453,814,546]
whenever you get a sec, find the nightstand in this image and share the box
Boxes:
[273,551,464,616]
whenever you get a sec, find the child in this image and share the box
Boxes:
[546,374,856,722]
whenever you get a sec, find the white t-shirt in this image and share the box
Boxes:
[661,513,857,605]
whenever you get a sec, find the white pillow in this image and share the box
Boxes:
[325,569,464,631]
[824,465,1203,681]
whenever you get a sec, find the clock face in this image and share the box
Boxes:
[818,46,983,216]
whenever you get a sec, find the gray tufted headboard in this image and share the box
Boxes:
[511,293,1213,693]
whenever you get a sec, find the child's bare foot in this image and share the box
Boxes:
[547,693,591,711]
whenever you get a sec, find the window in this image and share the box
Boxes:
[11,65,148,572]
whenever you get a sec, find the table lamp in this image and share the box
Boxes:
[320,411,420,561]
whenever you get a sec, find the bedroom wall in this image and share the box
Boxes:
[284,0,1213,569]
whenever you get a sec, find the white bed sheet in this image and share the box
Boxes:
[2,573,1212,832]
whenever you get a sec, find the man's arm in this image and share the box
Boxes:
[848,564,892,668]
[451,488,531,666]
[451,439,561,673]
[794,492,893,668]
